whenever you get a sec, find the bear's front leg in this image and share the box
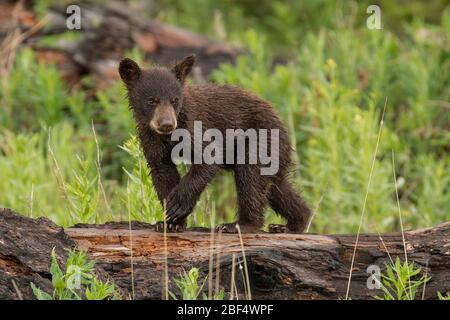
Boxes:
[150,161,180,204]
[148,157,185,233]
[165,164,220,224]
[164,189,197,224]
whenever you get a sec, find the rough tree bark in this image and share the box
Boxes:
[0,208,449,300]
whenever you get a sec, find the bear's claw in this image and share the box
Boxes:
[154,221,185,233]
[268,224,287,233]
[215,222,239,233]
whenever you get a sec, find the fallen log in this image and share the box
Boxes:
[0,208,449,300]
[2,0,243,90]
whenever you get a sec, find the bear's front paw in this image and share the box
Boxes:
[165,190,194,223]
[154,221,185,233]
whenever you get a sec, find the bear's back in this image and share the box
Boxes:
[176,84,292,174]
[182,84,285,132]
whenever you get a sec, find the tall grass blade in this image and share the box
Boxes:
[345,97,388,300]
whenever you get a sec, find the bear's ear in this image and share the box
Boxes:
[119,58,141,87]
[171,55,196,84]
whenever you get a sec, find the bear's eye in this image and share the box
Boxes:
[170,97,179,106]
[147,97,158,107]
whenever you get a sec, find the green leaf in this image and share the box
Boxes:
[50,248,66,299]
[30,283,53,300]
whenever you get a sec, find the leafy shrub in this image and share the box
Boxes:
[374,257,430,300]
[31,249,121,300]
[170,267,224,300]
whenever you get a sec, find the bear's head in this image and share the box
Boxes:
[119,55,195,135]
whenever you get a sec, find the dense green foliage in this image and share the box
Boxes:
[0,1,449,234]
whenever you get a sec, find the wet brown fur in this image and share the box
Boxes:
[119,55,311,233]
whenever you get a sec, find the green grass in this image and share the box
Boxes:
[0,1,449,235]
[438,292,450,300]
[121,136,163,223]
[211,27,449,232]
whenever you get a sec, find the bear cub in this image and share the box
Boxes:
[119,55,311,233]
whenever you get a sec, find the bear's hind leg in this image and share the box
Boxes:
[268,179,311,233]
[216,165,269,233]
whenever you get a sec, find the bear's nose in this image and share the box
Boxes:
[158,119,175,132]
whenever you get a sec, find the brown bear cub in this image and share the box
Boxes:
[119,55,311,233]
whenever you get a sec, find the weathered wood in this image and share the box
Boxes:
[0,209,75,300]
[0,208,449,300]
